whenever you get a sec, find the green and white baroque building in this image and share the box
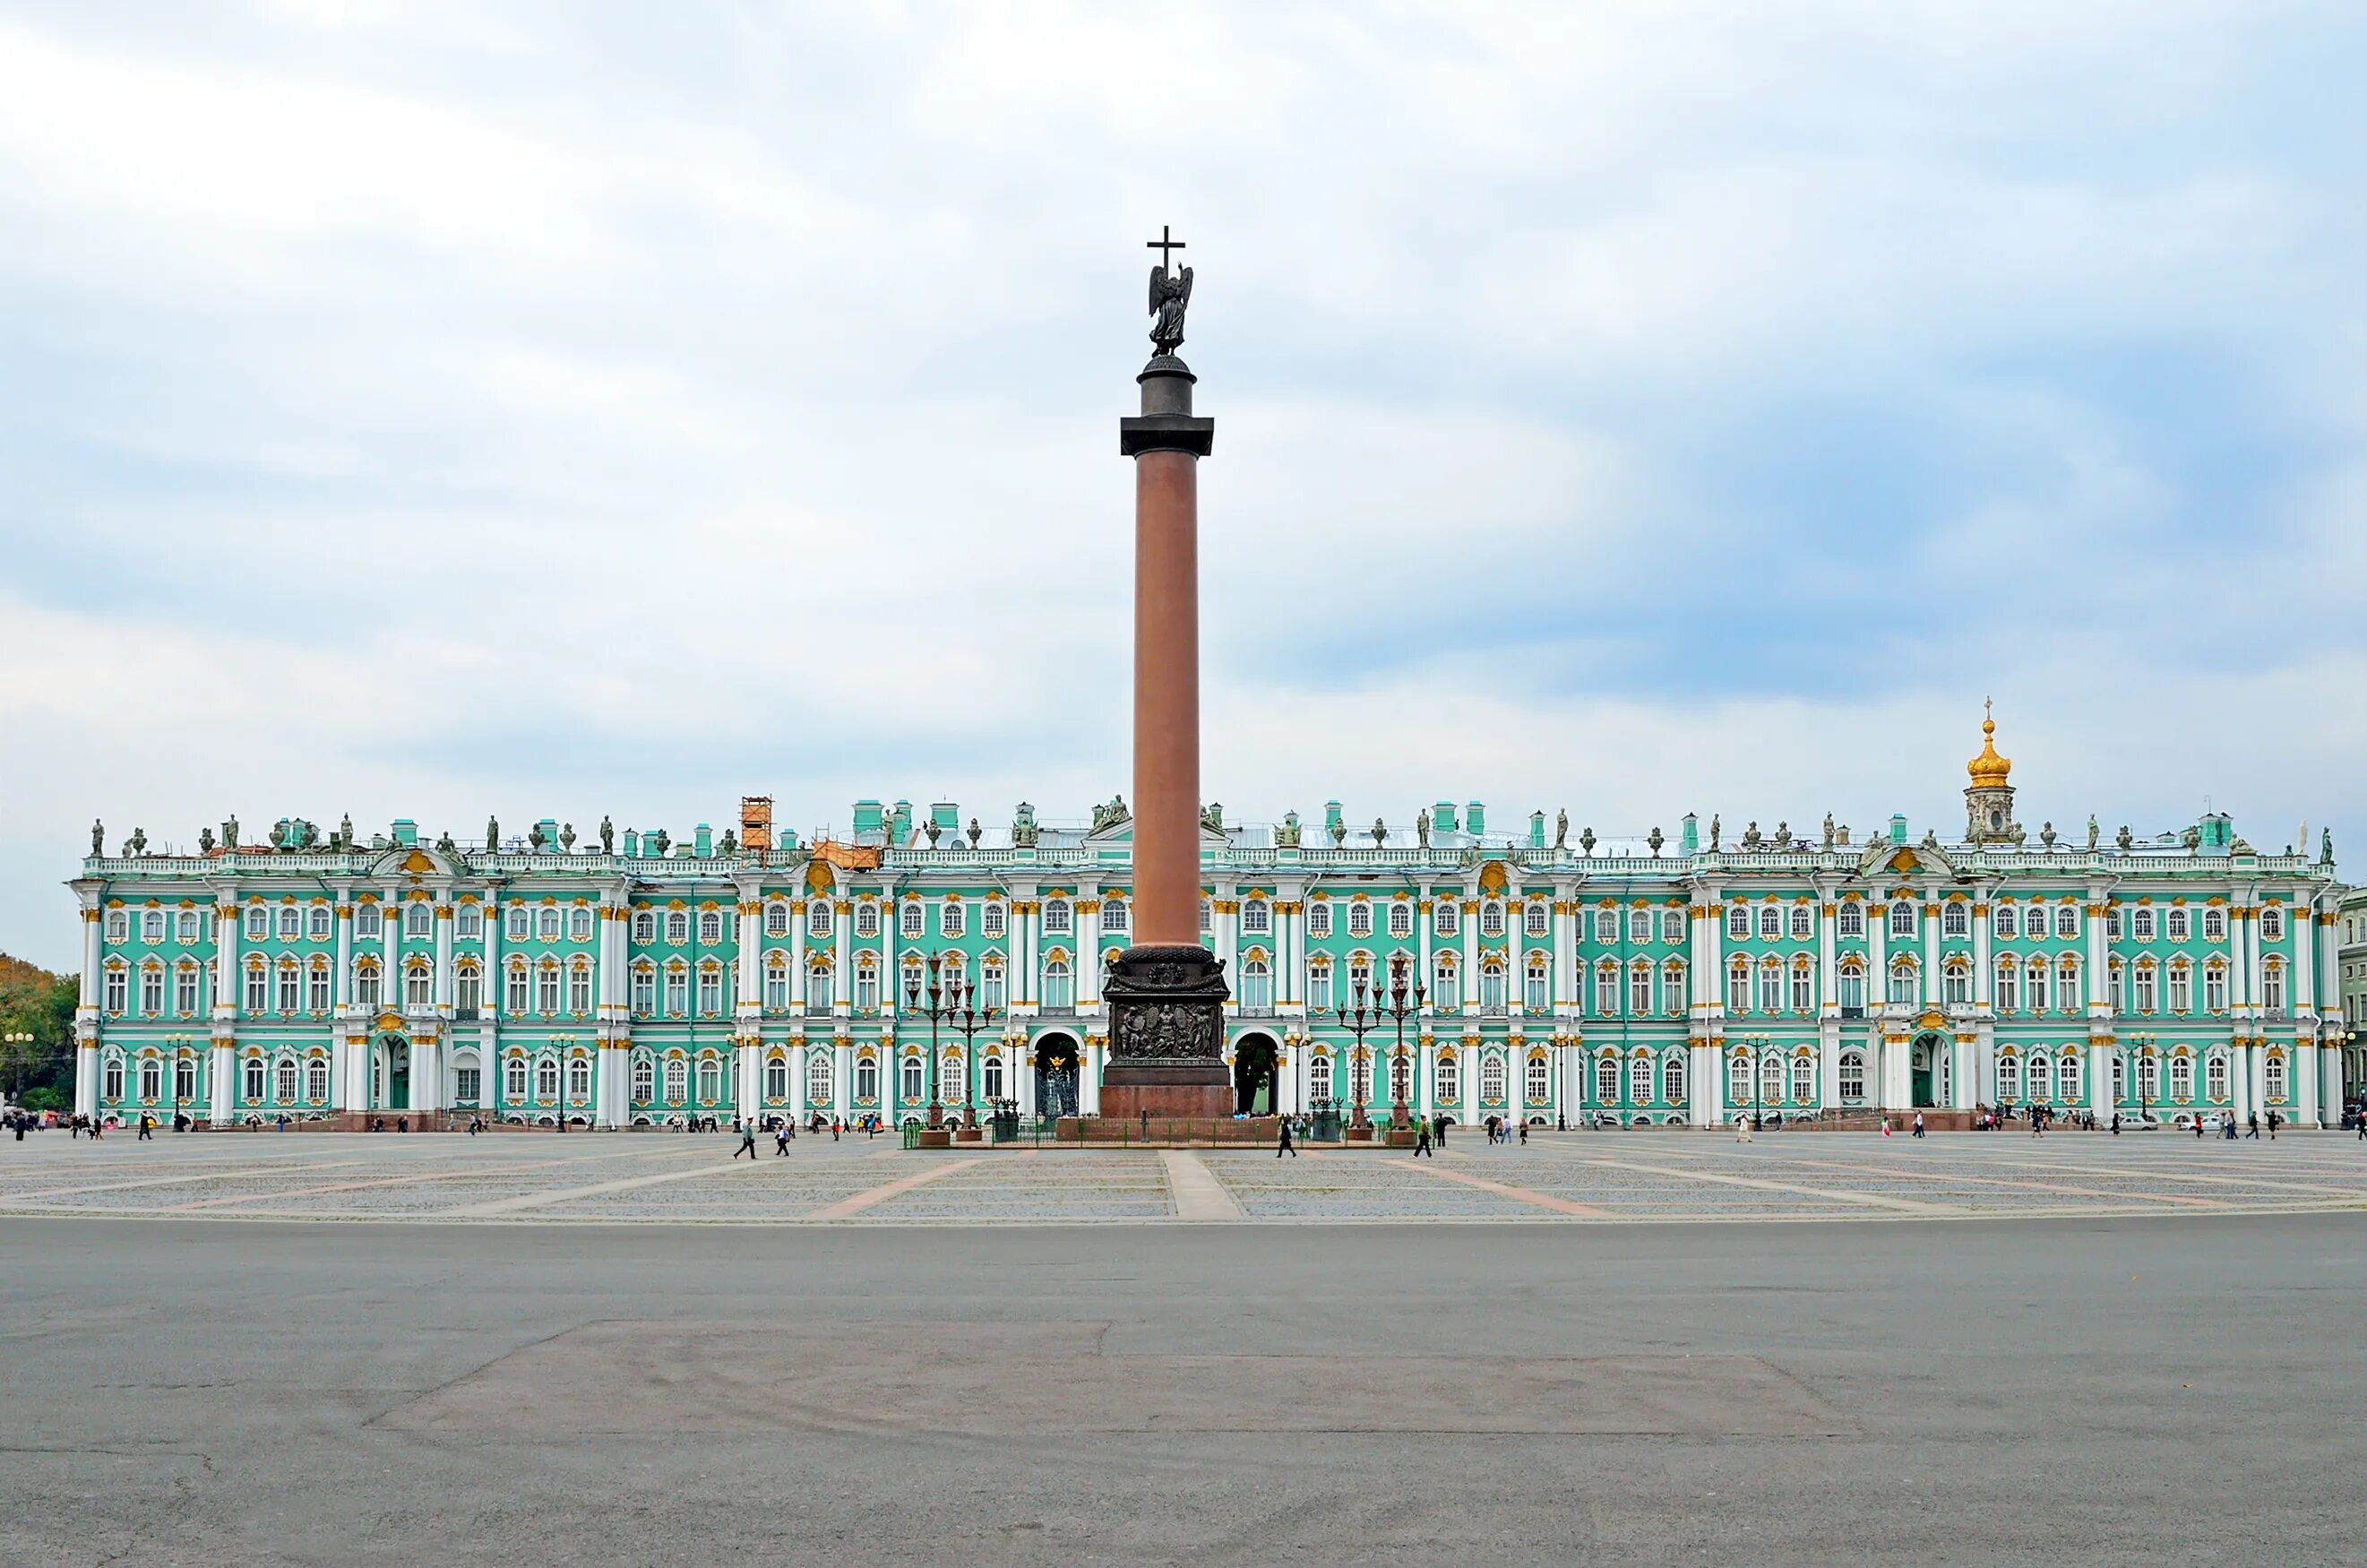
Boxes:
[67,718,2353,1131]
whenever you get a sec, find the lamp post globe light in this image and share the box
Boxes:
[942,969,1003,1134]
[4,1030,39,1110]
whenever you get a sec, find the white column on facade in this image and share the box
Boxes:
[879,882,898,1021]
[1460,885,1479,1016]
[2230,900,2252,1010]
[379,889,399,1011]
[789,900,808,1010]
[1865,896,1887,1015]
[208,1041,233,1124]
[1553,898,1572,1012]
[1417,897,1433,1008]
[435,896,455,1008]
[215,897,241,1016]
[1818,894,1838,1019]
[1214,881,1237,996]
[736,898,762,1006]
[1923,893,1941,1006]
[1080,1036,1102,1115]
[833,1038,851,1119]
[73,904,101,1117]
[2089,1040,2111,1119]
[1973,889,1993,1010]
[737,1041,761,1123]
[333,896,353,1008]
[788,1039,807,1124]
[834,901,852,1015]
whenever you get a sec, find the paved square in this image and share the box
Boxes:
[4,1127,2363,1224]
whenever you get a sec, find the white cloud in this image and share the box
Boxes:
[0,1,2360,969]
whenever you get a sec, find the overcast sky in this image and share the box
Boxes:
[2,1,2362,969]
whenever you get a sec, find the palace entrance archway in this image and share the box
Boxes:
[1910,1031,1949,1109]
[1232,1032,1278,1116]
[1035,1033,1080,1120]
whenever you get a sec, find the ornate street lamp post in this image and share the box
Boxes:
[1334,969,1383,1131]
[944,970,1003,1132]
[2130,1031,2154,1124]
[1746,1031,1771,1131]
[904,952,956,1130]
[164,1034,194,1126]
[1380,952,1425,1131]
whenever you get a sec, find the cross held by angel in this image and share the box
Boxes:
[1147,224,1192,357]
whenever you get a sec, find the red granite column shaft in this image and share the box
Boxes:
[1132,447,1201,946]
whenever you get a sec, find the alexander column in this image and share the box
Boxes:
[1100,227,1235,1124]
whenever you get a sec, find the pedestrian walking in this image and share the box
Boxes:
[2246,1113,2260,1140]
[734,1123,757,1159]
[1518,1121,1528,1146]
[1414,1123,1433,1158]
[1277,1118,1296,1159]
[1912,1110,1926,1139]
[774,1126,790,1155]
[136,1115,152,1141]
[2267,1110,2278,1141]
[1735,1114,1752,1142]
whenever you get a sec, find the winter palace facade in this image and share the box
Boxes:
[68,718,2354,1130]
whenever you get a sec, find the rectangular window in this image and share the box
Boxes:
[139,968,162,1014]
[176,967,200,1014]
[1790,968,1812,1012]
[1242,900,1270,935]
[245,968,267,1012]
[456,904,483,940]
[569,967,591,1014]
[698,969,722,1014]
[307,967,330,1012]
[537,967,560,1013]
[508,968,529,1014]
[1605,911,1630,944]
[632,969,655,1013]
[666,968,689,1014]
[2167,968,2190,1012]
[1631,967,1653,1015]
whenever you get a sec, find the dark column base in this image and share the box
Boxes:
[1102,943,1229,1119]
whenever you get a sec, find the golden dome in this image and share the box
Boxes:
[1967,702,2011,788]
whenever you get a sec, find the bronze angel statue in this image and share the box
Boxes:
[1149,258,1192,356]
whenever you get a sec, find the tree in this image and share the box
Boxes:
[0,953,77,1107]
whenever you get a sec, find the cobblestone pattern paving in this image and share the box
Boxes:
[4,1129,2364,1224]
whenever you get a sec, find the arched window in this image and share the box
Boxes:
[764,900,790,937]
[2055,905,2079,940]
[699,909,724,944]
[632,909,657,943]
[2060,1051,2082,1100]
[807,1052,834,1107]
[2168,1052,2193,1101]
[1838,1050,1865,1103]
[1838,964,1864,1012]
[2206,1051,2228,1100]
[900,900,924,939]
[900,1054,924,1104]
[1890,900,1916,938]
[1479,900,1504,938]
[2264,1052,2286,1102]
[1790,1055,1814,1102]
[2130,907,2156,941]
[1943,961,1968,1006]
[1662,1053,1686,1105]
[1759,906,1783,943]
[1523,956,1549,1012]
[1240,955,1271,1011]
[1099,899,1128,935]
[1760,1052,1783,1105]
[306,1056,330,1101]
[1728,1053,1751,1104]
[1391,1052,1414,1104]
[854,1055,878,1102]
[2165,908,2190,943]
[407,902,433,939]
[1726,905,1750,940]
[567,1055,590,1100]
[1431,955,1459,1012]
[1434,901,1459,939]
[569,906,593,942]
[1042,899,1072,935]
[242,1056,264,1099]
[1525,1055,1549,1105]
[1837,902,1863,937]
[1993,904,2018,940]
[1043,956,1073,1010]
[632,1057,654,1103]
[1243,898,1271,935]
[1528,902,1551,938]
[506,1056,529,1100]
[1888,958,1917,1005]
[696,1057,720,1103]
[1387,902,1414,939]
[1595,1055,1619,1105]
[983,1051,1005,1102]
[1479,960,1506,1012]
[2027,1051,2052,1101]
[2259,907,2285,943]
[1629,1055,1653,1107]
[535,1057,559,1101]
[2201,907,2225,942]
[1346,901,1373,939]
[1998,1054,2021,1099]
[809,959,835,1012]
[353,903,383,941]
[1942,902,1969,938]
[1437,1053,1460,1103]
[1479,1053,1506,1103]
[2137,1053,2159,1100]
[665,909,691,944]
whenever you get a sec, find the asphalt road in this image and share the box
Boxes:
[2,1213,2360,1565]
